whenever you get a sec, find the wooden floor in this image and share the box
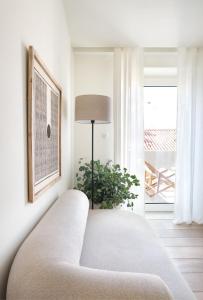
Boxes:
[146,213,203,300]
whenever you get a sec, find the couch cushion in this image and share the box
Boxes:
[80,209,195,300]
[23,189,89,265]
[7,189,89,298]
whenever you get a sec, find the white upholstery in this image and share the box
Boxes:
[8,263,172,300]
[7,190,194,300]
[81,210,195,300]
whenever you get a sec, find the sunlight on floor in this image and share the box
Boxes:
[145,187,175,204]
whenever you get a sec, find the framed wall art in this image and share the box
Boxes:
[27,46,62,202]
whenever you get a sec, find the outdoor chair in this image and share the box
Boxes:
[145,161,175,197]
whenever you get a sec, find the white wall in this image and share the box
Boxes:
[0,1,73,298]
[144,50,178,86]
[74,52,114,175]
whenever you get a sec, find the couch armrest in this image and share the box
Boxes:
[7,263,173,300]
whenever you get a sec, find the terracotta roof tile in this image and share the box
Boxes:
[144,129,176,151]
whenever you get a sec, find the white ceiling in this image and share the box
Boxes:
[64,0,203,47]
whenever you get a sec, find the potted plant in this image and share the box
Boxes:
[75,159,140,209]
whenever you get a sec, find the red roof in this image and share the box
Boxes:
[144,129,176,152]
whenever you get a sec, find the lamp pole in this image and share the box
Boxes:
[75,95,111,210]
[91,120,95,209]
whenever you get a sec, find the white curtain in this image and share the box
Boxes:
[113,48,144,215]
[175,48,203,224]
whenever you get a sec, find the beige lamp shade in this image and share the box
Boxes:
[75,95,111,124]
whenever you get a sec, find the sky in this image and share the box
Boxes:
[144,86,177,129]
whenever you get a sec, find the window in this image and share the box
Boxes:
[144,86,177,205]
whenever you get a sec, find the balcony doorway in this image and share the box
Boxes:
[144,86,177,211]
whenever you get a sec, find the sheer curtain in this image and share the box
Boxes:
[113,48,144,215]
[175,48,203,224]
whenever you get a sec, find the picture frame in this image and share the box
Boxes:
[27,46,62,202]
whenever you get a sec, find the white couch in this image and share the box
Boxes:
[7,190,195,300]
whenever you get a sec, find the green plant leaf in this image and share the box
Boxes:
[74,158,139,209]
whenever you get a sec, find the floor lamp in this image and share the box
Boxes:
[75,95,111,209]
